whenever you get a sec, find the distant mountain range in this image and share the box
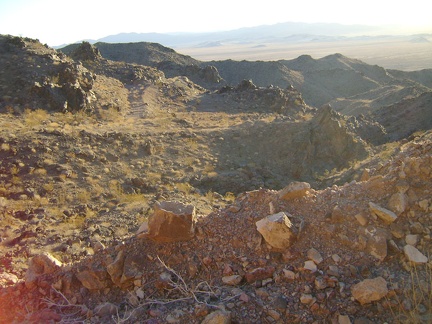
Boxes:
[62,21,430,49]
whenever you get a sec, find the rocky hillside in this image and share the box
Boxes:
[0,36,431,323]
[60,41,432,124]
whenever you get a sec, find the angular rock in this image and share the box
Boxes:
[201,310,231,324]
[354,213,368,226]
[388,192,408,215]
[25,252,62,288]
[148,201,196,242]
[222,275,243,286]
[366,232,387,262]
[107,250,126,287]
[405,234,419,246]
[256,212,296,250]
[369,202,397,224]
[307,248,323,264]
[278,182,310,200]
[403,245,428,264]
[351,277,388,305]
[303,260,318,273]
[75,267,109,290]
[245,267,275,283]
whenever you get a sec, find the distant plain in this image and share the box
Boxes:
[176,36,432,71]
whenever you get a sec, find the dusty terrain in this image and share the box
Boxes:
[0,35,431,323]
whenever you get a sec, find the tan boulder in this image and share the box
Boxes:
[351,277,388,305]
[148,201,196,242]
[278,182,310,200]
[256,212,296,250]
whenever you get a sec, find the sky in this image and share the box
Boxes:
[0,0,431,46]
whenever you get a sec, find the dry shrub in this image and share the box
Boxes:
[23,108,50,127]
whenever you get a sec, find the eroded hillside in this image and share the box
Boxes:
[0,36,431,323]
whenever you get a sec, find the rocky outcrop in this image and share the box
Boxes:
[69,41,102,62]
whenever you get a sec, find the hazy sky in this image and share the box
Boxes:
[1,0,431,46]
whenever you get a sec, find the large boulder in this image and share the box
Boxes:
[256,212,297,250]
[147,201,196,242]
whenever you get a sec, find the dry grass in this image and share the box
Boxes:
[23,108,50,127]
[389,263,432,323]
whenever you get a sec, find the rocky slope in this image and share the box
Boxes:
[0,36,431,323]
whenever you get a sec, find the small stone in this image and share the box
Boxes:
[314,276,328,290]
[405,234,419,246]
[369,202,397,224]
[283,269,296,280]
[332,254,342,263]
[338,314,352,324]
[166,315,178,323]
[136,288,145,299]
[303,260,317,273]
[254,288,269,299]
[300,293,314,305]
[222,275,243,286]
[267,309,281,320]
[354,213,368,226]
[307,248,323,264]
[351,277,388,305]
[245,267,275,283]
[201,310,231,324]
[418,199,429,211]
[404,245,428,264]
[327,265,340,277]
[239,292,249,303]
